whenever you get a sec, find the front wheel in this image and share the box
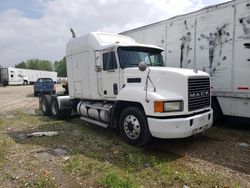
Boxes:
[119,106,151,147]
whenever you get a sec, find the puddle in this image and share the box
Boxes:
[36,151,54,162]
[35,147,69,162]
[237,142,249,148]
[51,148,68,156]
[16,134,26,140]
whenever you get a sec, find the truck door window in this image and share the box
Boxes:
[103,51,117,71]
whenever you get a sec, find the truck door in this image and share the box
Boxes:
[9,70,16,84]
[101,50,120,99]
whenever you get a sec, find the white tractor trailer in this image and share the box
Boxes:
[121,0,250,122]
[40,32,213,146]
[0,67,57,85]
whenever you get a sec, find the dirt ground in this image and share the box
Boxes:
[0,85,249,187]
[0,85,63,114]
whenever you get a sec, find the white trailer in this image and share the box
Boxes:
[0,67,57,85]
[15,68,57,84]
[0,67,28,85]
[121,0,250,121]
[40,32,213,146]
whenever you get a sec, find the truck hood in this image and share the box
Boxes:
[124,67,209,84]
[146,67,208,77]
[122,67,210,112]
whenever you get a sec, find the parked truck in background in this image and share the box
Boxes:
[120,0,250,122]
[0,67,57,85]
[33,78,56,97]
[15,68,57,84]
[0,67,29,85]
[40,32,213,146]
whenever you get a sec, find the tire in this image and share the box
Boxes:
[119,106,151,147]
[23,80,28,85]
[51,97,71,119]
[41,95,52,116]
[212,97,223,123]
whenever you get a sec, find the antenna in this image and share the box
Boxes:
[70,28,76,38]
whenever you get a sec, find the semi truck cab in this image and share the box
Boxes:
[41,32,213,146]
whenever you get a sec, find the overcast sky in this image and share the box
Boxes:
[0,0,230,67]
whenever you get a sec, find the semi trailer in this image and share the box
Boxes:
[0,67,57,85]
[121,0,250,121]
[40,32,213,146]
[0,67,29,85]
[15,68,57,84]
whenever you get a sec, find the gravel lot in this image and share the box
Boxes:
[0,85,63,114]
[0,85,249,187]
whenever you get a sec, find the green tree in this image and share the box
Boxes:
[15,61,27,69]
[15,59,53,71]
[54,57,67,77]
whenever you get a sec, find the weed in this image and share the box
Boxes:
[0,110,247,187]
[0,138,12,167]
[64,155,110,179]
[18,170,56,188]
[99,171,138,188]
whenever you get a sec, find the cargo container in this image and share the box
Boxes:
[121,0,250,121]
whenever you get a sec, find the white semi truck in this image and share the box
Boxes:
[0,67,29,85]
[0,67,57,85]
[15,68,57,84]
[40,32,213,146]
[121,0,250,122]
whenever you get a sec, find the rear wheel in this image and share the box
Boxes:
[51,97,71,119]
[23,80,28,85]
[41,95,52,116]
[119,106,151,147]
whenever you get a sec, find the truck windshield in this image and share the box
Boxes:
[118,46,164,69]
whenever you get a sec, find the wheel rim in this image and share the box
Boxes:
[41,100,47,112]
[123,115,140,140]
[51,101,57,115]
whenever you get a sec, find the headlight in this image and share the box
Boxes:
[154,100,183,112]
[164,101,183,112]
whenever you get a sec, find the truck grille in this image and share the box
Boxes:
[188,77,210,111]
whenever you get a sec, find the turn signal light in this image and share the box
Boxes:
[154,101,164,113]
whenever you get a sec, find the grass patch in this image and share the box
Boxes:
[0,136,12,167]
[27,172,55,188]
[99,170,138,188]
[0,110,247,187]
[64,155,110,178]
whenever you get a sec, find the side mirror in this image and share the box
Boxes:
[138,62,148,72]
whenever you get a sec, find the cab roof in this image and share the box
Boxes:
[66,32,163,56]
